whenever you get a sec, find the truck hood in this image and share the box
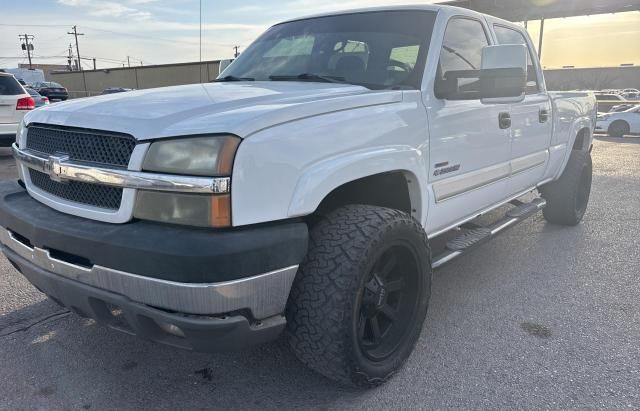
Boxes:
[24,82,402,140]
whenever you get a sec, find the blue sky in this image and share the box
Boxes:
[1,1,638,70]
[0,0,430,69]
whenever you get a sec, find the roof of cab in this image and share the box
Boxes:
[277,4,484,25]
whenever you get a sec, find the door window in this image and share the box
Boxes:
[493,25,541,94]
[435,18,489,100]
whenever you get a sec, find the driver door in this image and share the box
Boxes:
[425,17,511,234]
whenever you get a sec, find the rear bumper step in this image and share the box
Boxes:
[432,198,546,269]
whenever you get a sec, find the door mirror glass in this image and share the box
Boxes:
[479,44,527,104]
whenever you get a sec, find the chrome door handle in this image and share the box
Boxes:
[499,112,511,129]
[539,109,549,123]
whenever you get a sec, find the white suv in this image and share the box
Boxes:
[0,72,34,146]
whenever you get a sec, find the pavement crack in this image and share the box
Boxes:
[0,310,71,338]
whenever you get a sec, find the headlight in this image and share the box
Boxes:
[597,115,609,121]
[142,135,240,176]
[135,136,240,227]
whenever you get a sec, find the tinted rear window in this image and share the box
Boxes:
[0,75,24,95]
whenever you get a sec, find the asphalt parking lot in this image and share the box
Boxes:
[0,136,638,410]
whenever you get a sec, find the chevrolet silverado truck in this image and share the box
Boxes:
[0,5,596,387]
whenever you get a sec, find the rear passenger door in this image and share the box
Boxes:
[492,24,552,195]
[426,17,511,234]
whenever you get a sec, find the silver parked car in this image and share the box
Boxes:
[25,88,49,108]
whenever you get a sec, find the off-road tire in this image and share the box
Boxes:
[540,150,592,225]
[608,120,630,138]
[286,205,432,387]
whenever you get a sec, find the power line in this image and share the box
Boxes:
[84,27,237,47]
[2,23,239,48]
[0,23,69,27]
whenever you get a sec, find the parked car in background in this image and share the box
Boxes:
[31,81,69,101]
[101,87,134,95]
[595,93,628,113]
[595,93,624,102]
[0,68,45,86]
[621,92,640,101]
[610,103,636,113]
[25,88,49,108]
[622,88,639,94]
[0,73,34,146]
[597,106,640,137]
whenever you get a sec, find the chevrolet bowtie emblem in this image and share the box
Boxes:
[44,154,70,182]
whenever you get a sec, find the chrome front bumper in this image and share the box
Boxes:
[12,143,230,194]
[0,228,298,320]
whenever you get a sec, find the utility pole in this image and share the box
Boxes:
[127,56,131,67]
[68,26,87,96]
[538,18,545,60]
[233,46,240,58]
[92,58,96,70]
[199,0,202,83]
[19,34,35,69]
[67,43,74,71]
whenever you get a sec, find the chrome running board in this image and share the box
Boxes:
[432,198,546,269]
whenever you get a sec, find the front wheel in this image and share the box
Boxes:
[540,150,592,225]
[286,205,432,387]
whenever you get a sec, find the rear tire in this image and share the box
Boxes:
[540,150,592,225]
[286,205,431,387]
[608,120,630,137]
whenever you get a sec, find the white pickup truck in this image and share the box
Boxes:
[0,5,595,386]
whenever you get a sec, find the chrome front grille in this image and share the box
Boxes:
[26,124,136,168]
[24,124,136,210]
[29,169,123,210]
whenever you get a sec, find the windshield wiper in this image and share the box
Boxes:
[269,73,346,84]
[213,75,255,82]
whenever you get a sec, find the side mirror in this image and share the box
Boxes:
[480,45,527,104]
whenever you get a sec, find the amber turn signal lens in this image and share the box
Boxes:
[210,194,231,227]
[134,191,232,228]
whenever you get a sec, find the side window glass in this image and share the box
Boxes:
[435,18,489,100]
[493,25,540,94]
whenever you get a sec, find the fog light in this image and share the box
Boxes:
[134,191,231,228]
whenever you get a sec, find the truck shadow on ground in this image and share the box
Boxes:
[0,215,589,409]
[1,287,370,408]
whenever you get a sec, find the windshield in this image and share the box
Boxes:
[220,11,437,90]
